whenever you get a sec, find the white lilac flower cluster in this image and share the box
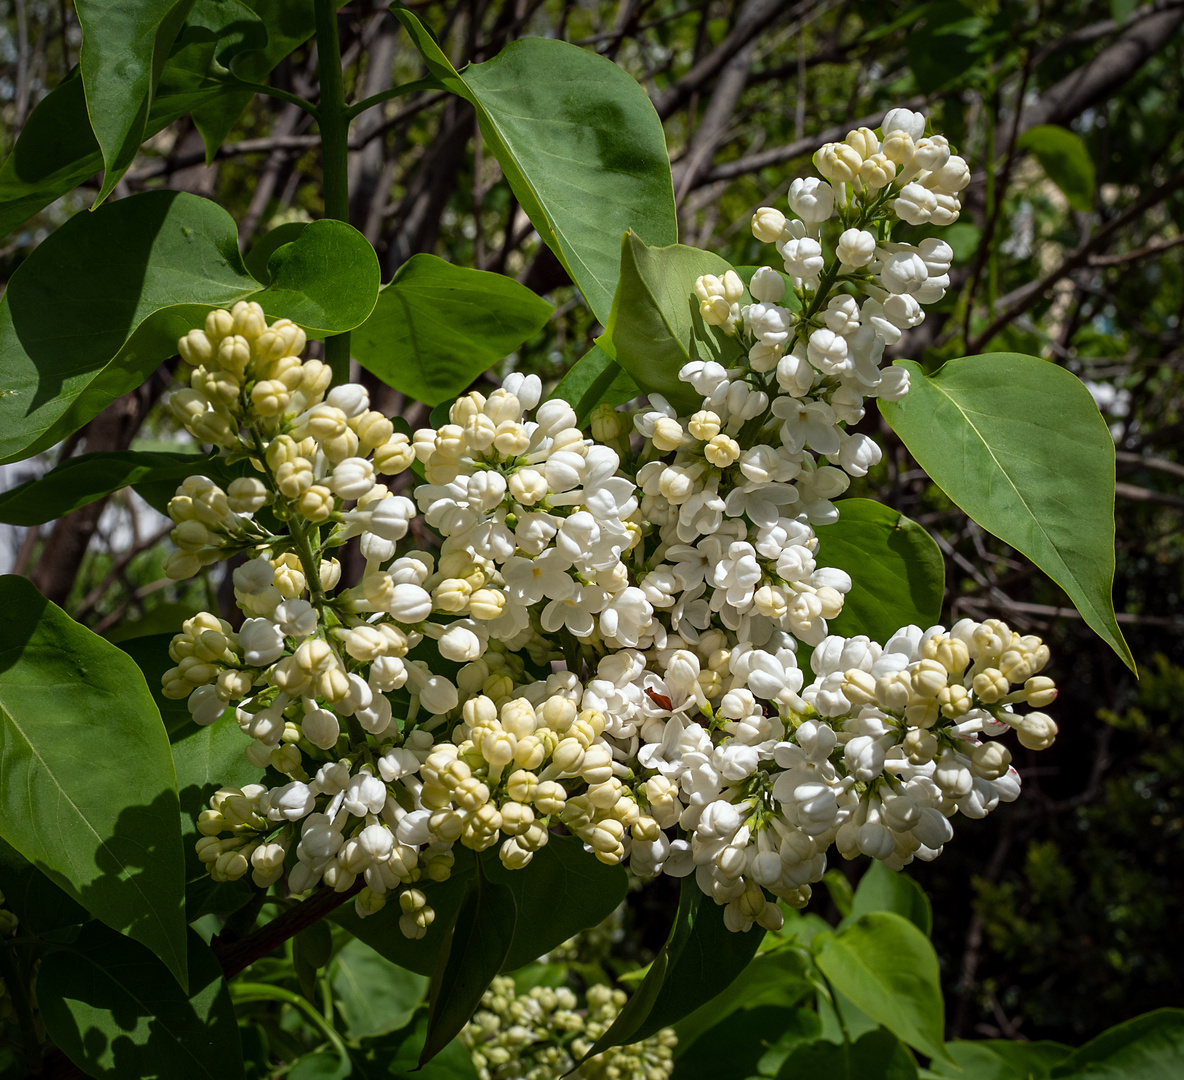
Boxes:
[460,976,677,1080]
[162,107,1058,938]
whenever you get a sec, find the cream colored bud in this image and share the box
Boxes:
[704,433,741,467]
[1017,712,1058,751]
[751,207,787,243]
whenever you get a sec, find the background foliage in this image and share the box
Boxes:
[1,0,1182,1073]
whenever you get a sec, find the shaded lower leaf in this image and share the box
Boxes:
[420,865,517,1065]
[847,861,932,937]
[0,836,89,936]
[484,833,628,970]
[330,936,429,1039]
[671,947,811,1055]
[352,1011,478,1080]
[930,1039,1072,1079]
[584,878,766,1059]
[812,912,949,1063]
[775,1029,919,1080]
[37,923,242,1079]
[675,1006,819,1079]
[1049,1009,1184,1079]
[0,576,188,989]
[815,499,945,643]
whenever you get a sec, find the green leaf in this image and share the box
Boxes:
[550,345,640,426]
[599,232,744,413]
[672,950,813,1058]
[1050,1009,1184,1079]
[330,937,429,1039]
[812,911,949,1063]
[880,355,1132,670]
[775,1029,919,1080]
[0,450,222,526]
[0,190,379,465]
[0,0,269,236]
[352,253,553,407]
[906,2,988,94]
[332,849,477,977]
[1016,125,1096,213]
[244,221,309,283]
[585,878,766,1059]
[814,499,945,642]
[847,861,933,937]
[117,633,199,738]
[76,0,198,202]
[37,923,242,1079]
[420,866,516,1066]
[352,1012,479,1080]
[189,0,329,159]
[392,6,677,325]
[929,1040,1072,1079]
[0,836,90,935]
[484,833,628,971]
[294,920,335,1001]
[673,1006,818,1080]
[0,576,188,989]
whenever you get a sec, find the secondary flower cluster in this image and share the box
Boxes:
[162,107,1059,939]
[460,977,676,1080]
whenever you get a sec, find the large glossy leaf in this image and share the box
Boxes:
[352,1012,479,1080]
[420,868,516,1066]
[0,190,379,465]
[330,937,429,1039]
[776,1029,919,1080]
[0,836,90,936]
[392,6,677,325]
[812,911,949,1063]
[550,344,640,426]
[880,355,1133,671]
[674,1006,820,1080]
[815,499,945,643]
[352,254,553,407]
[930,1040,1072,1079]
[1016,125,1096,213]
[583,879,765,1059]
[599,232,744,413]
[1050,1009,1184,1079]
[0,576,188,988]
[332,849,477,977]
[847,861,932,937]
[484,833,628,971]
[38,924,242,1079]
[671,949,812,1057]
[0,450,218,526]
[75,0,198,202]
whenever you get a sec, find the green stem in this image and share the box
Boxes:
[0,942,41,1068]
[314,0,352,387]
[290,517,328,608]
[225,79,319,117]
[232,981,351,1067]
[818,969,851,1045]
[344,76,443,120]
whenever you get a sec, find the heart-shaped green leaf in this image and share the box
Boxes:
[880,355,1133,671]
[0,576,188,989]
[352,253,552,406]
[814,499,945,643]
[38,924,242,1078]
[550,344,640,426]
[0,190,378,465]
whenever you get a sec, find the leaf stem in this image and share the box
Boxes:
[344,76,443,120]
[232,981,351,1066]
[226,79,320,117]
[314,0,352,386]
